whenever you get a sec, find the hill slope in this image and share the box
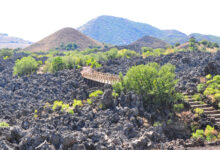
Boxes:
[78,15,220,46]
[116,36,168,52]
[0,33,32,49]
[25,27,104,52]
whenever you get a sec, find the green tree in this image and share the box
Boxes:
[200,40,208,46]
[189,37,198,51]
[114,63,178,107]
[213,43,219,48]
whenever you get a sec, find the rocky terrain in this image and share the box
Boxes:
[0,51,220,149]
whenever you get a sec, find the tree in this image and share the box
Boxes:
[200,40,208,46]
[213,43,219,48]
[113,63,178,107]
[189,37,198,51]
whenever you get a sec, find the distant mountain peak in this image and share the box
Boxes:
[0,33,31,49]
[78,15,188,45]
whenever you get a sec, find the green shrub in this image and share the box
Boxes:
[73,99,83,108]
[206,74,212,80]
[52,100,63,110]
[203,75,220,98]
[68,109,74,115]
[61,104,69,112]
[214,93,220,101]
[13,56,39,76]
[86,58,102,68]
[204,87,216,96]
[0,122,9,128]
[173,103,184,112]
[34,109,38,118]
[87,99,92,104]
[112,91,119,99]
[192,125,219,141]
[194,108,204,115]
[204,125,218,141]
[62,56,76,69]
[89,90,103,98]
[105,48,118,59]
[197,83,205,92]
[113,63,178,107]
[192,129,204,140]
[117,49,138,58]
[0,49,13,57]
[153,121,162,127]
[142,48,164,58]
[193,93,202,101]
[3,56,9,60]
[50,57,65,73]
[141,47,154,53]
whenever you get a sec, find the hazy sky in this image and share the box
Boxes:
[0,0,219,42]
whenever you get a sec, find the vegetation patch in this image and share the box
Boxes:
[89,90,103,98]
[113,62,178,107]
[173,103,184,112]
[0,122,9,128]
[192,125,220,141]
[13,56,40,76]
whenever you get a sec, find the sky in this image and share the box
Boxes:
[0,0,220,42]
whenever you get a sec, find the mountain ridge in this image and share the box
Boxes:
[78,15,220,46]
[0,33,32,49]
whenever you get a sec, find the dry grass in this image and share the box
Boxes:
[24,27,104,52]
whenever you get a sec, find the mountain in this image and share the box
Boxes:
[25,27,104,52]
[78,15,220,46]
[0,33,32,49]
[78,15,188,45]
[189,33,220,44]
[115,36,168,53]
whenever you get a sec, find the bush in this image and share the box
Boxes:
[0,49,13,57]
[192,129,204,140]
[44,57,66,73]
[194,108,204,115]
[192,125,219,141]
[89,90,103,98]
[206,74,212,80]
[197,83,205,92]
[117,49,138,58]
[13,57,39,76]
[214,93,220,101]
[193,93,202,101]
[0,122,9,128]
[73,99,83,108]
[50,57,65,73]
[204,125,218,141]
[113,63,178,107]
[173,103,184,112]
